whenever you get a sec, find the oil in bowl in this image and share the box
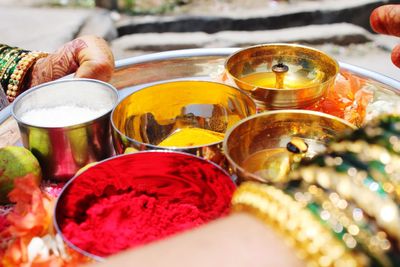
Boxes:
[239,63,326,90]
[225,44,339,109]
[223,110,356,184]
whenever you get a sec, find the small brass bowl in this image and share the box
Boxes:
[225,43,339,109]
[223,110,356,184]
[111,80,256,163]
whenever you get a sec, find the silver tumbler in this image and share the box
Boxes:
[12,78,118,182]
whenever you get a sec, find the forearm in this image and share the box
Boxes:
[28,35,114,88]
[0,36,114,104]
[91,213,304,267]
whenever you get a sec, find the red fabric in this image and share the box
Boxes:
[57,152,235,257]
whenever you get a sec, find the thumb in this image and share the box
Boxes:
[73,35,115,82]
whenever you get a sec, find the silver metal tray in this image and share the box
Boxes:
[1,47,400,147]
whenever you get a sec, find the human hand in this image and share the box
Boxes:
[370,4,400,68]
[27,35,114,88]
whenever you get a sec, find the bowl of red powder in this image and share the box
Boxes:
[54,151,235,260]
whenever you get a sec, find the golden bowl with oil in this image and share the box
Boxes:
[225,43,339,109]
[223,110,355,184]
[111,80,256,163]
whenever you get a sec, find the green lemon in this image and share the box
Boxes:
[0,146,42,204]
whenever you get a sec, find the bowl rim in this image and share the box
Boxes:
[11,78,119,130]
[53,149,235,261]
[222,109,356,183]
[224,43,340,92]
[111,79,257,151]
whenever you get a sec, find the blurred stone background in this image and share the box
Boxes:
[0,0,399,79]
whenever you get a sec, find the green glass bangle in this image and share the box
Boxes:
[0,46,13,60]
[286,181,394,267]
[288,115,400,266]
[0,48,20,77]
[330,143,400,202]
[0,51,26,93]
[338,115,400,156]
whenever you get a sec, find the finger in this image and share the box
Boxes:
[73,35,114,82]
[391,44,400,68]
[370,5,400,37]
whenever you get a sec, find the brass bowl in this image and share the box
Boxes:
[225,43,339,109]
[223,110,356,184]
[111,80,256,163]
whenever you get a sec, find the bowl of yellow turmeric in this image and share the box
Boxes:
[111,80,256,164]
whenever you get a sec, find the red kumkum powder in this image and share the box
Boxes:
[57,152,235,257]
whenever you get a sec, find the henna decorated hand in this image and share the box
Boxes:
[370,4,400,68]
[27,35,114,88]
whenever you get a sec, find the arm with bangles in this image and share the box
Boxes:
[92,5,400,267]
[0,35,114,103]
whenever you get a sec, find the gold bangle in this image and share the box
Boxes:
[6,51,48,102]
[232,182,367,267]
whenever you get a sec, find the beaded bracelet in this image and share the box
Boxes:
[0,44,48,102]
[5,51,48,102]
[232,182,367,267]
